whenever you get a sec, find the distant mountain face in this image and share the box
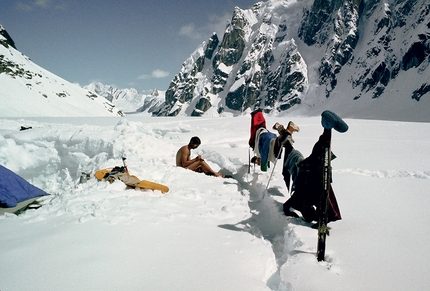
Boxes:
[83,82,165,114]
[0,25,123,118]
[149,0,430,121]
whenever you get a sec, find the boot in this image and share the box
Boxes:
[272,122,286,134]
[273,121,300,134]
[286,121,300,134]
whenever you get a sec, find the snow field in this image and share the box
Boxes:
[1,115,430,290]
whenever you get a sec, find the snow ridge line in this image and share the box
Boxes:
[336,168,430,179]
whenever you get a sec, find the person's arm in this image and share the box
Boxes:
[180,147,200,168]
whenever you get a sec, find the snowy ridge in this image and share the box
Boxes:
[0,26,123,117]
[337,168,430,179]
[1,115,430,290]
[83,82,166,114]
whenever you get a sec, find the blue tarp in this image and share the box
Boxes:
[0,165,48,208]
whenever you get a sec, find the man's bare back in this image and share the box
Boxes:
[176,145,191,167]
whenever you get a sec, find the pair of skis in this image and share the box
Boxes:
[317,129,332,261]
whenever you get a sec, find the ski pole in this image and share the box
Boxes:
[262,145,283,199]
[248,147,251,174]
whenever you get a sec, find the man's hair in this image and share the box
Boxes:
[190,136,201,145]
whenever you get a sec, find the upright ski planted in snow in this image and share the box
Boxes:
[317,129,331,261]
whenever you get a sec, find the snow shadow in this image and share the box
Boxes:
[218,164,301,290]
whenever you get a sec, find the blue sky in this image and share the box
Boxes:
[1,0,257,92]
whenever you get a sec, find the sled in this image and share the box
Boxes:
[95,167,169,194]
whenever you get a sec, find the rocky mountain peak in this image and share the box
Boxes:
[0,25,17,49]
[145,0,430,121]
[154,0,308,117]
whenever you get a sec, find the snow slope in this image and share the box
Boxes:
[1,114,429,290]
[0,29,121,117]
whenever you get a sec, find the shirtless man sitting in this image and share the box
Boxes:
[176,136,224,177]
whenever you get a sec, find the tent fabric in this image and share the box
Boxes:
[0,165,48,208]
